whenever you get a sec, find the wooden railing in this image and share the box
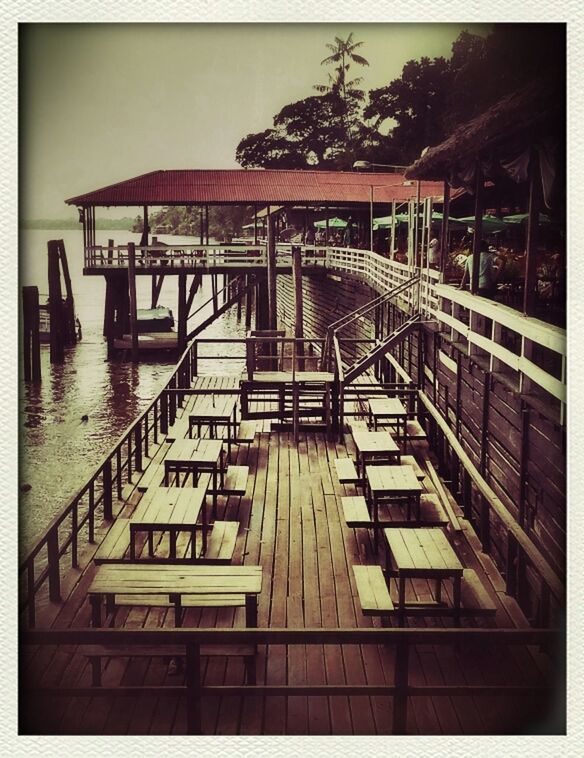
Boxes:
[21,626,558,735]
[385,352,565,627]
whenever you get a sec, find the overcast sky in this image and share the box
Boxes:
[20,22,490,219]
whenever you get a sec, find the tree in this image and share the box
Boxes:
[364,56,453,164]
[314,33,369,164]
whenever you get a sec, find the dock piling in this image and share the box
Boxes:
[22,286,41,382]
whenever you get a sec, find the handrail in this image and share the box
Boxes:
[323,275,420,370]
[22,626,558,735]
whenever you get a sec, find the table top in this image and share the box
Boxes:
[88,564,263,596]
[189,397,237,420]
[131,485,207,525]
[366,464,423,494]
[384,527,463,575]
[166,437,223,465]
[368,398,407,417]
[353,431,400,455]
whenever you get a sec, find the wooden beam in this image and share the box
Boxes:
[57,239,76,345]
[267,209,277,330]
[178,272,187,351]
[292,244,304,370]
[127,242,139,362]
[440,181,450,279]
[523,149,540,316]
[470,162,483,295]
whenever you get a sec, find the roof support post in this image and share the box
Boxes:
[470,161,484,295]
[292,244,304,370]
[440,181,450,280]
[267,207,277,330]
[254,204,258,245]
[127,242,139,362]
[523,148,540,316]
[325,206,330,246]
[178,272,187,352]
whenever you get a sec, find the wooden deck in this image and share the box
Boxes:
[21,375,556,736]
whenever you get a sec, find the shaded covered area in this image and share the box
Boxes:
[405,76,566,326]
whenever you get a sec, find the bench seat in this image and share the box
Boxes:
[94,519,130,564]
[460,568,498,615]
[349,419,369,433]
[232,420,256,443]
[342,496,371,527]
[353,565,394,615]
[220,466,249,495]
[334,458,360,485]
[136,462,166,492]
[165,416,190,442]
[405,420,427,441]
[400,454,425,479]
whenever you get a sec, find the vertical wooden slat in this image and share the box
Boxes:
[127,242,139,362]
[71,501,78,569]
[186,643,202,735]
[267,210,277,330]
[134,420,143,473]
[103,459,113,521]
[393,639,409,734]
[523,148,540,316]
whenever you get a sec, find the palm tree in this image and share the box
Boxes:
[314,34,369,165]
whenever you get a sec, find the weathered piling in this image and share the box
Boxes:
[127,242,139,362]
[22,286,41,382]
[47,240,64,364]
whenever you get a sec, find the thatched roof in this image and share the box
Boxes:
[405,78,563,181]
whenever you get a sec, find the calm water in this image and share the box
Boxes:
[19,229,249,552]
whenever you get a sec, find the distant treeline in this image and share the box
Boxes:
[22,218,135,231]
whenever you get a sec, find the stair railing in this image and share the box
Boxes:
[322,275,420,371]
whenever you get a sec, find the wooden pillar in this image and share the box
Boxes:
[178,272,187,351]
[523,149,540,316]
[58,240,76,345]
[292,244,304,370]
[22,286,41,382]
[127,242,139,362]
[103,275,116,355]
[267,210,277,330]
[205,205,209,244]
[440,181,450,279]
[470,162,483,295]
[47,240,64,364]
[245,275,253,329]
[199,208,204,245]
[253,204,258,244]
[325,206,330,246]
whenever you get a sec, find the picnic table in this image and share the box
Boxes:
[384,527,463,626]
[88,563,263,628]
[129,485,209,560]
[188,396,238,461]
[368,397,408,439]
[352,430,401,489]
[164,438,224,517]
[366,464,423,550]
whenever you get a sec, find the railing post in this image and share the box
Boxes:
[186,643,202,735]
[134,420,143,472]
[103,459,113,521]
[393,637,409,734]
[169,379,177,426]
[161,391,169,435]
[506,531,518,597]
[27,565,36,628]
[480,495,491,553]
[71,501,78,569]
[47,528,61,602]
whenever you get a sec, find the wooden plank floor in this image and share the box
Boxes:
[20,375,557,736]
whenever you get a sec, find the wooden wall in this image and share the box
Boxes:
[276,271,566,597]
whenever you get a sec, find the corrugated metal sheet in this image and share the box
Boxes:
[65,169,447,207]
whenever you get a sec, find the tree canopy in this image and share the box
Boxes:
[235,24,565,171]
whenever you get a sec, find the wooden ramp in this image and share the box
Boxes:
[21,374,556,737]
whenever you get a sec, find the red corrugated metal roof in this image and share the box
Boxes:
[65,169,447,207]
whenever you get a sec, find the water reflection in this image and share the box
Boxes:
[19,228,250,551]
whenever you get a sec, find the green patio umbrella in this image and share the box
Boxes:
[503,213,554,226]
[313,217,348,229]
[456,214,508,233]
[373,212,465,230]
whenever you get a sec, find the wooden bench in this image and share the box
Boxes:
[220,466,249,495]
[334,458,360,485]
[94,518,238,564]
[400,454,425,480]
[404,420,427,441]
[84,590,255,685]
[137,462,166,492]
[418,493,449,526]
[342,496,371,527]
[349,419,369,433]
[231,420,256,444]
[353,565,394,615]
[165,416,190,442]
[460,568,498,615]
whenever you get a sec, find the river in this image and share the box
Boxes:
[19,228,249,552]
